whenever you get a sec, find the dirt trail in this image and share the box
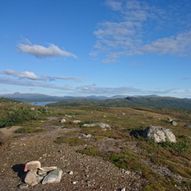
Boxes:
[0,128,145,191]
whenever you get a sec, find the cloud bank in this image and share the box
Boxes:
[18,43,77,58]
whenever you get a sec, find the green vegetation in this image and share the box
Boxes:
[54,136,86,146]
[78,146,100,156]
[160,135,191,154]
[0,99,48,128]
[15,127,43,134]
[48,96,191,111]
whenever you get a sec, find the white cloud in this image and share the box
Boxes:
[18,43,77,58]
[0,77,72,91]
[2,70,38,80]
[106,0,122,11]
[141,31,191,55]
[0,70,81,82]
[93,0,191,62]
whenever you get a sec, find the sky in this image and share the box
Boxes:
[0,0,191,98]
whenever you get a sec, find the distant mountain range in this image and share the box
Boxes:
[0,92,110,102]
[1,93,191,111]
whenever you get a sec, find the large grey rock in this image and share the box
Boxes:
[145,126,176,143]
[42,168,63,184]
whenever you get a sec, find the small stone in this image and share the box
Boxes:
[73,120,81,124]
[68,171,73,175]
[73,181,77,185]
[18,183,29,189]
[60,118,66,123]
[121,169,130,175]
[171,121,177,126]
[30,107,35,111]
[80,134,92,139]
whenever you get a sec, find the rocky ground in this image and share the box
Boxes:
[0,127,145,191]
[0,104,191,191]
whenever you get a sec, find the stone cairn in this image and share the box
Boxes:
[18,161,63,189]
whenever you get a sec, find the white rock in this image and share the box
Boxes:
[68,171,73,175]
[73,181,77,184]
[82,123,97,127]
[163,128,176,143]
[121,169,131,175]
[24,171,40,186]
[98,122,111,129]
[60,118,66,123]
[82,122,111,129]
[24,161,41,172]
[145,126,176,143]
[73,120,81,124]
[80,134,92,138]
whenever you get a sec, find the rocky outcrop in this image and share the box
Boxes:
[144,126,176,143]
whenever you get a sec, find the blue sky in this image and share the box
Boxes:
[0,0,191,97]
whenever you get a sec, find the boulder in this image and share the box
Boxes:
[144,126,176,143]
[42,168,63,184]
